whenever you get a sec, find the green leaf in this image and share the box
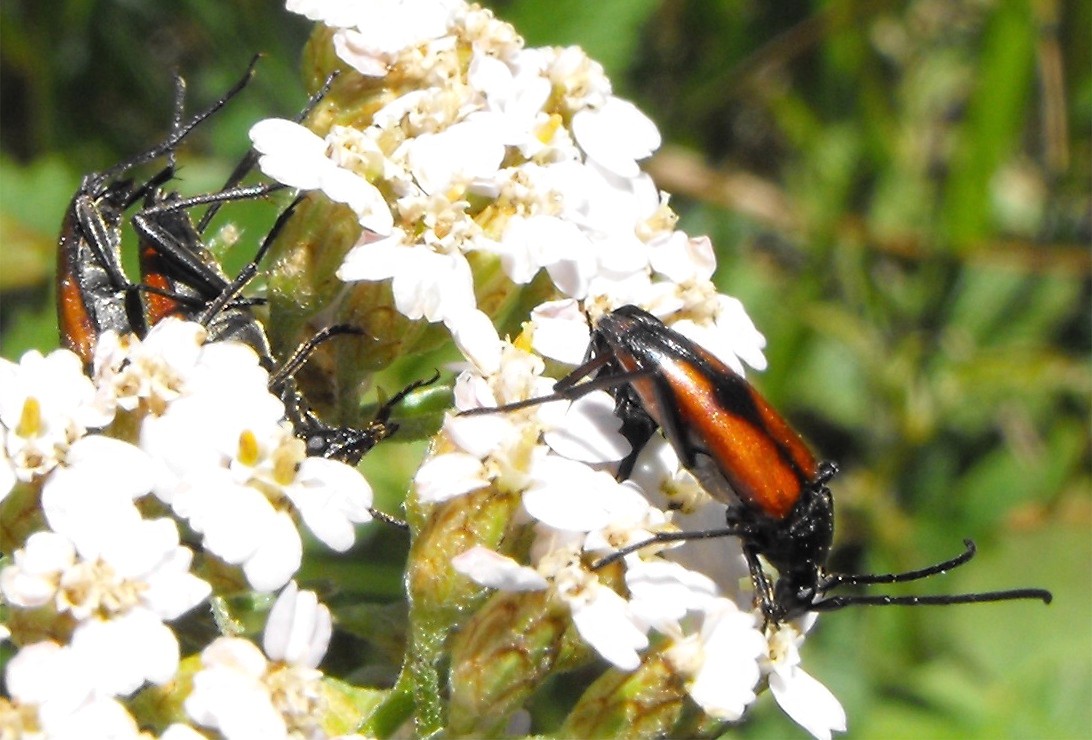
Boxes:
[0,155,74,291]
[504,0,660,80]
[941,0,1037,246]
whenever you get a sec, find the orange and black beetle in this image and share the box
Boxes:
[467,305,1052,622]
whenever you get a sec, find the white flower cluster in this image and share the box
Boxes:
[185,582,334,739]
[427,335,843,737]
[2,0,850,736]
[0,320,368,737]
[242,1,846,737]
[257,0,765,373]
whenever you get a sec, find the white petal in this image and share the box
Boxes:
[488,229,538,285]
[202,636,269,677]
[625,559,719,625]
[264,582,332,668]
[770,665,847,740]
[160,723,209,740]
[320,166,394,235]
[529,300,592,365]
[186,640,285,739]
[69,611,179,695]
[522,457,628,531]
[45,695,141,740]
[407,118,506,195]
[541,392,630,464]
[41,468,144,557]
[290,458,373,552]
[286,0,363,27]
[242,512,303,592]
[333,29,391,77]
[250,118,324,157]
[569,586,648,670]
[293,508,360,553]
[391,250,476,323]
[648,231,716,283]
[337,236,408,282]
[415,451,488,503]
[572,97,661,178]
[190,480,272,564]
[50,435,155,515]
[249,118,328,189]
[99,515,177,579]
[446,309,503,376]
[497,215,594,299]
[0,565,58,608]
[141,545,211,620]
[451,371,496,412]
[686,603,764,720]
[19,531,77,571]
[5,640,93,709]
[451,546,548,591]
[715,294,768,371]
[0,531,74,607]
[442,413,513,458]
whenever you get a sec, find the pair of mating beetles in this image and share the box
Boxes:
[56,60,428,476]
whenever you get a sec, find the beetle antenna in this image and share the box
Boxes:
[812,538,1052,611]
[811,588,1052,611]
[823,539,979,588]
[197,69,341,232]
[459,367,656,416]
[590,524,749,570]
[95,56,258,188]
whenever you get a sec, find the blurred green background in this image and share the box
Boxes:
[1,0,1088,737]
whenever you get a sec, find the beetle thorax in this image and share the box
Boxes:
[758,483,836,618]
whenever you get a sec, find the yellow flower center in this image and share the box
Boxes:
[16,397,41,438]
[271,438,306,487]
[237,429,261,468]
[58,559,145,619]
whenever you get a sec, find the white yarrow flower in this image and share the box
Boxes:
[0,3,843,737]
[1,509,209,697]
[3,641,143,740]
[39,434,155,542]
[186,582,333,739]
[664,599,766,722]
[249,118,394,234]
[119,321,378,592]
[765,617,848,740]
[0,348,113,488]
[453,545,649,671]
